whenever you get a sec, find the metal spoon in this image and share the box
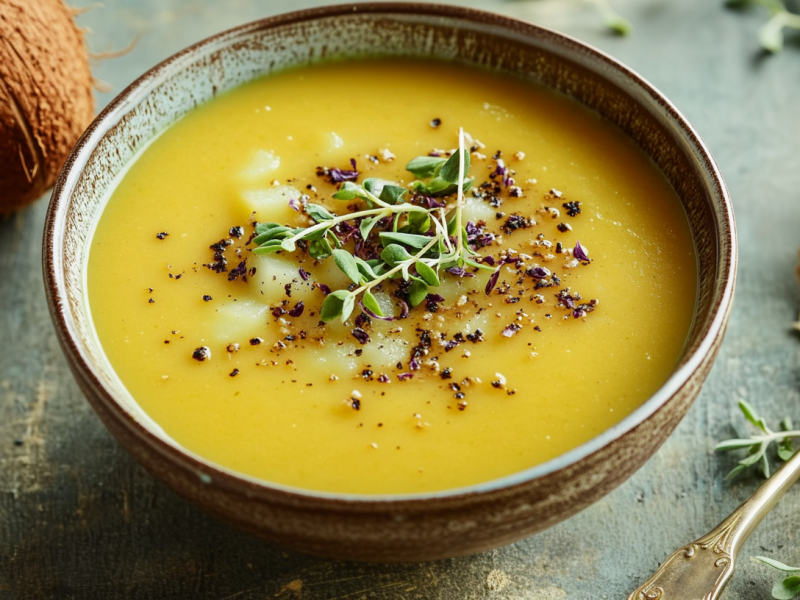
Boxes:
[627,448,800,600]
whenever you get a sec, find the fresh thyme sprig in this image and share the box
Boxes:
[727,0,800,53]
[715,399,797,479]
[253,128,491,323]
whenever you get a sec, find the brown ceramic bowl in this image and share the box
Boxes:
[44,4,736,562]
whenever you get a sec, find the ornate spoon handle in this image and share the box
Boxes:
[628,448,800,600]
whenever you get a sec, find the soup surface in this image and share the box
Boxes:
[88,58,697,494]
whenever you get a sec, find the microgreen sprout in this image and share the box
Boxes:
[252,128,491,323]
[726,0,800,53]
[715,399,797,479]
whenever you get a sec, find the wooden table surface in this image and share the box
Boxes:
[2,1,799,598]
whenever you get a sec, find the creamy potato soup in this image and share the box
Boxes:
[88,58,697,494]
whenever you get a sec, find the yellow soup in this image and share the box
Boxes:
[88,58,697,495]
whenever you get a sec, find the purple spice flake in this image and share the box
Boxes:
[428,151,441,157]
[485,268,501,296]
[526,266,551,280]
[378,374,390,383]
[573,240,591,262]
[410,358,421,371]
[271,306,284,318]
[288,198,300,212]
[573,309,586,319]
[419,195,446,209]
[298,268,309,281]
[446,266,475,278]
[480,256,496,267]
[502,323,522,338]
[493,158,512,187]
[397,373,414,381]
[426,294,445,303]
[330,168,359,183]
[316,283,332,296]
[350,158,357,170]
[288,301,305,318]
[398,300,410,320]
[351,328,370,345]
[444,340,460,352]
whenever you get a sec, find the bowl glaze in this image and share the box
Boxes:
[44,3,736,562]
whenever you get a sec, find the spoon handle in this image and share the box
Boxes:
[628,448,800,600]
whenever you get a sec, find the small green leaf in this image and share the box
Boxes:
[253,225,292,245]
[415,262,440,287]
[403,210,431,235]
[773,576,800,600]
[739,399,762,428]
[332,181,363,201]
[779,417,795,461]
[362,289,383,317]
[411,177,456,196]
[255,222,285,235]
[715,439,758,452]
[725,463,749,480]
[602,12,631,36]
[740,445,766,467]
[320,290,349,322]
[759,12,786,54]
[380,184,408,205]
[308,237,333,260]
[362,178,379,195]
[760,453,771,478]
[408,280,428,307]
[440,148,471,184]
[300,227,329,241]
[379,231,432,250]
[359,216,380,240]
[381,244,413,267]
[333,249,363,284]
[757,557,800,574]
[405,156,447,178]
[306,203,335,223]
[341,294,355,323]
[365,258,386,276]
[353,257,378,282]
[252,241,285,255]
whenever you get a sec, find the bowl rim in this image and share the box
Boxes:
[44,2,737,504]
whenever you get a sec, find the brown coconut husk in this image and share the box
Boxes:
[0,0,94,214]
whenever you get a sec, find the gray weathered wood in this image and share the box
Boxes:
[2,0,799,598]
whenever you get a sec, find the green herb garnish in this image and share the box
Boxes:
[727,0,800,53]
[715,399,797,479]
[717,401,800,598]
[589,0,632,35]
[753,557,800,600]
[252,128,490,323]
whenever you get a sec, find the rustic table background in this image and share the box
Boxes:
[2,0,799,598]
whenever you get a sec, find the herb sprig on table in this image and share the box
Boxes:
[717,400,800,598]
[726,0,800,53]
[252,129,491,323]
[715,399,797,479]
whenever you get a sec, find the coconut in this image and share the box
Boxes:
[0,0,94,214]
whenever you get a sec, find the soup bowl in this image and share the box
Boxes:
[43,3,736,562]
